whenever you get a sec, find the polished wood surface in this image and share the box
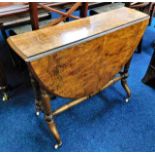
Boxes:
[7,7,149,98]
[7,7,149,61]
[7,7,149,148]
[30,20,148,98]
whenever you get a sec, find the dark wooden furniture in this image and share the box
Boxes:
[7,7,149,148]
[90,2,124,15]
[0,62,8,101]
[0,2,89,101]
[0,2,51,101]
[142,47,155,87]
[127,2,154,53]
[28,2,88,30]
[130,3,155,87]
[128,2,154,25]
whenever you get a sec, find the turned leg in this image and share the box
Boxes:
[41,89,62,149]
[120,59,131,103]
[121,78,131,103]
[29,72,43,116]
[0,62,8,101]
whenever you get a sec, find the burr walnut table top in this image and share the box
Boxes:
[7,7,149,62]
[7,7,149,98]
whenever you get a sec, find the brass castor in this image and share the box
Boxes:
[36,111,40,116]
[125,97,130,103]
[35,100,43,116]
[2,93,9,101]
[54,142,62,149]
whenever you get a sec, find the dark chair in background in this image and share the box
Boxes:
[128,2,155,53]
[89,2,125,15]
[142,47,155,88]
[0,2,89,101]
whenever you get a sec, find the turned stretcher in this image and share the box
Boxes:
[7,7,149,149]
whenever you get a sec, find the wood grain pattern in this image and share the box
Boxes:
[5,6,149,146]
[29,20,148,98]
[7,7,149,61]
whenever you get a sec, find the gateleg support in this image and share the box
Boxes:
[29,72,43,116]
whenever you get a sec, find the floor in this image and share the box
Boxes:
[0,12,155,152]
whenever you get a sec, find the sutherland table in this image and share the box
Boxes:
[7,7,149,149]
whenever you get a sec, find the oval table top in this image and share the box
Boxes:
[7,7,149,62]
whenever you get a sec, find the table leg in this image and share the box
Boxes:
[120,59,131,103]
[41,88,62,149]
[29,72,43,116]
[0,61,8,101]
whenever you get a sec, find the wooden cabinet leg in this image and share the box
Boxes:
[120,59,131,103]
[41,89,62,149]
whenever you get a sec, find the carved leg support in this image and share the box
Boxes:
[41,89,62,149]
[120,59,131,103]
[29,72,43,116]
